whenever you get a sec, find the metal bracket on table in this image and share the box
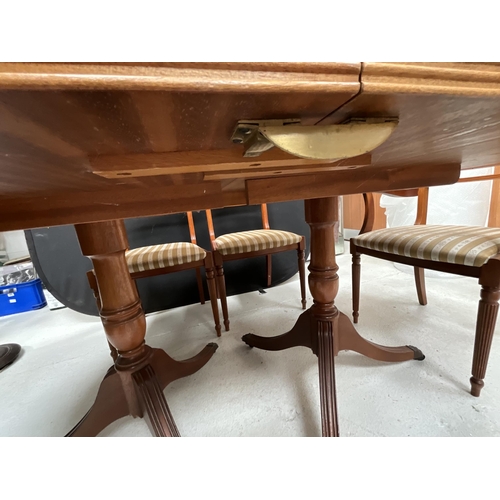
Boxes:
[231,117,399,160]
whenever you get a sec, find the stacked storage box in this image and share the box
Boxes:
[0,262,47,317]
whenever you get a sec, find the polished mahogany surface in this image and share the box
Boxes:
[0,62,498,230]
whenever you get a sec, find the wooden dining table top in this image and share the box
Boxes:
[1,62,500,232]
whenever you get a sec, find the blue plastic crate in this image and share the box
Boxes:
[0,278,47,317]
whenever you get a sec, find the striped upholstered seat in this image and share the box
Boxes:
[352,225,500,267]
[126,242,206,273]
[214,229,302,256]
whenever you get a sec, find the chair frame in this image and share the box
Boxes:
[204,204,307,332]
[350,177,500,397]
[87,214,222,338]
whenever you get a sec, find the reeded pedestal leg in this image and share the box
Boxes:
[470,285,500,397]
[245,198,341,436]
[243,197,423,437]
[317,317,339,437]
[305,198,341,437]
[67,220,217,437]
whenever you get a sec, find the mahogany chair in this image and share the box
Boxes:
[87,213,222,337]
[350,177,500,398]
[205,204,307,331]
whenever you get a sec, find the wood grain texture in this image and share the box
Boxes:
[362,63,500,96]
[0,183,223,231]
[321,92,500,170]
[1,63,500,233]
[5,63,499,95]
[90,149,372,179]
[317,318,339,437]
[0,62,361,92]
[133,364,180,437]
[0,86,359,197]
[246,163,461,204]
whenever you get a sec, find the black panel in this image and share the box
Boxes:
[26,201,310,316]
[25,225,96,314]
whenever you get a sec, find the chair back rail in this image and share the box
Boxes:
[186,211,198,245]
[360,169,500,234]
[205,204,271,248]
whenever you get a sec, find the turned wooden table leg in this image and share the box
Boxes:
[67,220,217,437]
[245,197,341,436]
[305,198,341,437]
[243,196,424,437]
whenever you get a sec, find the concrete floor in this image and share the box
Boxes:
[1,247,500,437]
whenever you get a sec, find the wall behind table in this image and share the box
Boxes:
[0,230,30,264]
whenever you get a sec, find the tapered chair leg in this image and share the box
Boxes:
[266,254,272,288]
[214,252,230,332]
[204,254,222,337]
[470,284,500,397]
[414,266,428,306]
[352,250,361,324]
[298,239,306,309]
[195,268,206,305]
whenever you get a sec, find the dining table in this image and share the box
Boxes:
[1,62,499,437]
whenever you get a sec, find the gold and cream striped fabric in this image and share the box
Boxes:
[352,225,500,267]
[214,229,302,256]
[126,243,206,273]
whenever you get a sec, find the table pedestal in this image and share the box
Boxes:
[66,220,217,437]
[243,197,424,437]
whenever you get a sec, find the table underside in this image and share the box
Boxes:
[1,62,500,231]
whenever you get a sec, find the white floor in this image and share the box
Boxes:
[1,247,500,437]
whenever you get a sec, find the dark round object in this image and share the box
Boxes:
[0,343,22,370]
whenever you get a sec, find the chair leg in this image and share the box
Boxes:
[204,256,221,337]
[266,254,272,287]
[470,284,500,397]
[414,266,428,305]
[352,250,361,324]
[298,242,306,309]
[214,252,230,332]
[195,268,206,305]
